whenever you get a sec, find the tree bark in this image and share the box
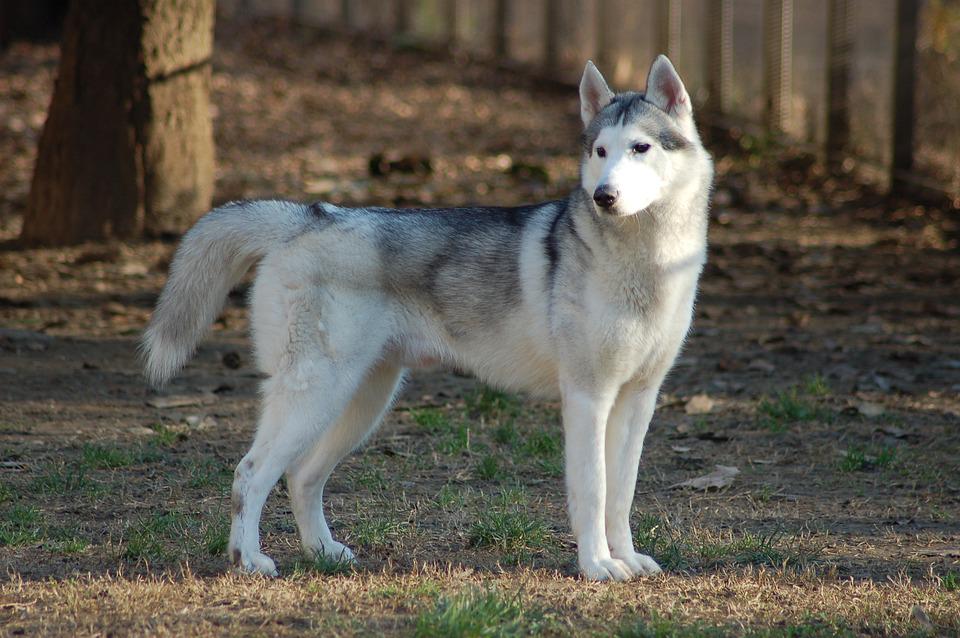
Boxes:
[21,0,215,246]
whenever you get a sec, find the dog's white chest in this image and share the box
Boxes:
[588,257,701,384]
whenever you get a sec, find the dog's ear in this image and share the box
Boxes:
[579,61,614,128]
[644,55,692,119]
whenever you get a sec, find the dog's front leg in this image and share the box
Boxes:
[561,382,632,581]
[604,384,662,577]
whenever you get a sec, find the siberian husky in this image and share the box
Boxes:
[143,55,713,581]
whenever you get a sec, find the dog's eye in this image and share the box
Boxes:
[595,146,606,158]
[632,143,651,154]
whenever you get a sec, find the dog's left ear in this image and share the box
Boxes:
[644,55,692,119]
[579,61,614,128]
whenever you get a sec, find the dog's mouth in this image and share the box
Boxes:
[594,202,644,218]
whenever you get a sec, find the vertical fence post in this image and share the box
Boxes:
[340,0,351,30]
[396,0,411,35]
[705,0,732,118]
[493,0,508,59]
[595,0,611,72]
[891,0,919,192]
[656,0,681,61]
[544,0,559,76]
[445,0,457,46]
[825,0,852,165]
[764,0,793,134]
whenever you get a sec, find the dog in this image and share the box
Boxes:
[142,55,713,581]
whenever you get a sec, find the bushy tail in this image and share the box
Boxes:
[141,199,310,387]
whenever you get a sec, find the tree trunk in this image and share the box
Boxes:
[21,0,215,246]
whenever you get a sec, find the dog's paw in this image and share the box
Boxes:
[233,550,279,577]
[579,556,634,582]
[613,551,662,577]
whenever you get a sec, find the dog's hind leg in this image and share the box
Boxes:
[286,360,405,564]
[228,349,384,576]
[603,382,662,577]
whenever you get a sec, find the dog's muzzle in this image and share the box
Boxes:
[593,185,619,210]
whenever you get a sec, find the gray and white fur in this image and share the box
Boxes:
[142,55,713,581]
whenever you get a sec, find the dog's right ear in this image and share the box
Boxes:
[579,61,614,128]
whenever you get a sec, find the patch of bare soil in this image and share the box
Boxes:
[0,18,957,637]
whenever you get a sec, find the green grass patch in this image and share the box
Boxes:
[438,424,472,455]
[435,484,467,509]
[941,571,959,592]
[32,460,92,495]
[414,587,538,638]
[352,513,409,548]
[758,384,831,432]
[185,458,233,490]
[510,429,563,476]
[80,443,137,469]
[803,374,830,397]
[493,486,527,508]
[356,466,388,491]
[469,509,552,559]
[633,514,688,571]
[292,551,355,577]
[0,481,13,503]
[410,407,475,455]
[634,515,814,572]
[464,386,521,421]
[411,407,453,434]
[123,510,229,563]
[149,423,182,446]
[696,531,792,568]
[838,445,898,473]
[45,536,89,554]
[199,515,229,556]
[0,505,44,546]
[123,511,186,562]
[520,430,560,457]
[477,455,501,481]
[493,421,518,445]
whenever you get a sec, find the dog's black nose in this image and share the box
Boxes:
[593,186,619,209]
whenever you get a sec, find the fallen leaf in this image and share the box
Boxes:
[876,425,907,438]
[684,394,715,415]
[748,359,775,373]
[670,465,739,490]
[119,261,148,277]
[146,394,217,409]
[857,402,885,418]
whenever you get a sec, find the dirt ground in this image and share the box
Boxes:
[0,18,958,637]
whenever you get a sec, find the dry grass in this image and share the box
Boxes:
[2,566,957,636]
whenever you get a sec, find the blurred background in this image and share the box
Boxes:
[220,0,960,200]
[1,0,959,245]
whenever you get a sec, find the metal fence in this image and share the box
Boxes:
[222,0,960,202]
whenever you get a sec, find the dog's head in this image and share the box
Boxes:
[579,56,701,217]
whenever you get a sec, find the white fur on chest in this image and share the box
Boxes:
[576,249,703,388]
